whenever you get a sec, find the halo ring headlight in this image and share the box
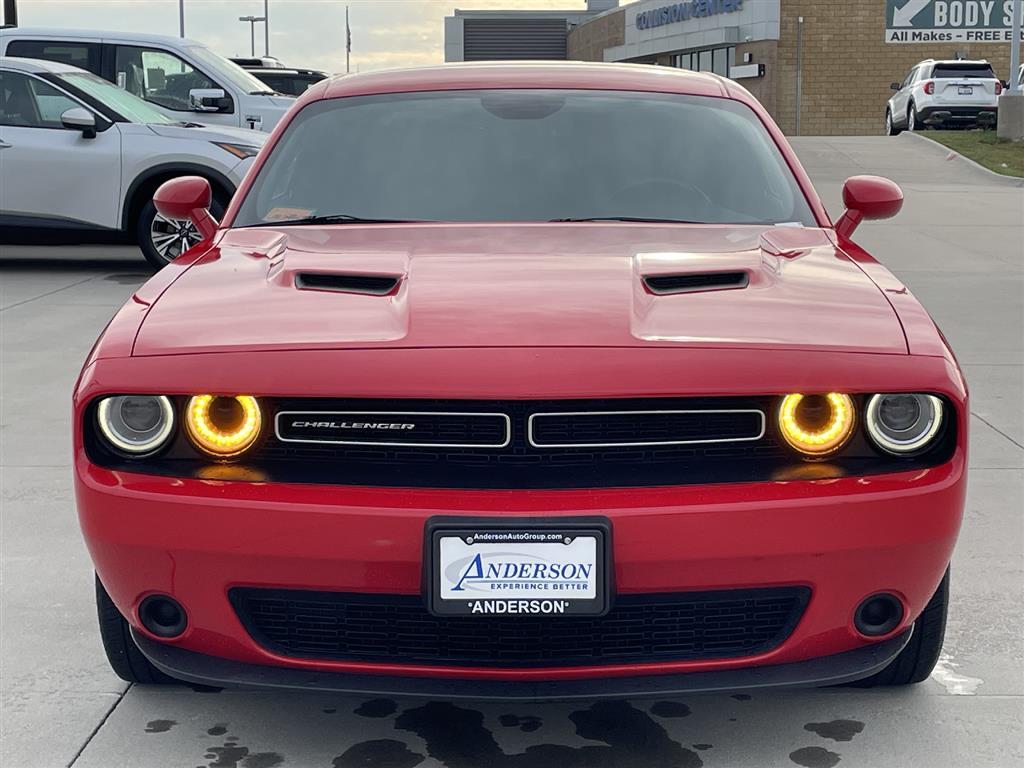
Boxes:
[97,395,175,455]
[866,394,943,454]
[778,393,856,457]
[185,395,262,457]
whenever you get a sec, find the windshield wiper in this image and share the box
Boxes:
[549,216,700,224]
[245,214,430,228]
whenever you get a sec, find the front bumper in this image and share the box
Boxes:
[76,447,965,690]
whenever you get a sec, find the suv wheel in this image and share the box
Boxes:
[907,104,922,132]
[136,194,226,271]
[849,568,949,687]
[95,575,177,685]
[886,109,902,136]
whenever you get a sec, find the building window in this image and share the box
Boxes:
[670,46,735,77]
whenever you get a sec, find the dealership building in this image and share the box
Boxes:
[445,0,1018,135]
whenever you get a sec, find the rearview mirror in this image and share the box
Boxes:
[890,82,901,91]
[189,88,230,113]
[835,176,903,240]
[153,176,219,242]
[61,107,97,138]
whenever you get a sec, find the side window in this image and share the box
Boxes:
[114,45,217,111]
[902,68,917,89]
[0,70,80,128]
[5,40,102,74]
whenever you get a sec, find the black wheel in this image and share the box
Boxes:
[850,568,949,687]
[136,193,225,271]
[885,109,902,136]
[96,575,177,684]
[907,104,923,132]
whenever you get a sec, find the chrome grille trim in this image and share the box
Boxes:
[527,409,767,448]
[274,411,512,448]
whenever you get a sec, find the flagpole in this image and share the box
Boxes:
[346,5,351,74]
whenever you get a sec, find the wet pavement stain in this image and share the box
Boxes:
[649,701,692,719]
[395,700,703,768]
[323,708,338,714]
[208,725,228,736]
[692,745,713,751]
[731,694,752,701]
[355,699,399,718]
[803,720,865,742]
[144,719,177,733]
[203,744,285,768]
[499,714,543,733]
[332,739,426,768]
[790,746,842,768]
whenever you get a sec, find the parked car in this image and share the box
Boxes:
[230,56,284,69]
[0,28,295,131]
[76,63,965,698]
[244,67,328,96]
[886,58,1001,135]
[0,56,265,268]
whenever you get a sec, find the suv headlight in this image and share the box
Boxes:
[865,394,944,454]
[96,395,175,455]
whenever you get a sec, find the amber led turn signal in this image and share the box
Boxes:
[185,395,262,457]
[778,393,856,457]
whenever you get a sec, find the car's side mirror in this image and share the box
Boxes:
[189,88,230,113]
[835,175,903,240]
[61,107,97,138]
[153,176,219,242]
[890,82,901,91]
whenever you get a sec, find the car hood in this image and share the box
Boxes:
[146,123,267,146]
[133,224,907,357]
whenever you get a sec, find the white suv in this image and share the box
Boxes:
[886,59,1002,135]
[0,28,295,132]
[0,57,266,269]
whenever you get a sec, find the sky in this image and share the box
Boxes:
[10,0,608,73]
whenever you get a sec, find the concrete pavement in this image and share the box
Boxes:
[1,135,1022,768]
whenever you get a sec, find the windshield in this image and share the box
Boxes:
[187,46,280,95]
[234,90,815,227]
[56,71,174,124]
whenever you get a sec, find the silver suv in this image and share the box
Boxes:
[886,59,1001,135]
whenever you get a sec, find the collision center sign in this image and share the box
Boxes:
[886,0,1024,43]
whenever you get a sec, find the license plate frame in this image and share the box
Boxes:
[958,86,974,95]
[424,516,613,617]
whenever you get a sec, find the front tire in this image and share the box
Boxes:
[136,195,225,271]
[886,109,902,136]
[851,568,949,687]
[96,575,177,685]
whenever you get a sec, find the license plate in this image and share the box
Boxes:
[426,518,611,616]
[958,86,974,95]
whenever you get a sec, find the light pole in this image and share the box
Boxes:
[178,0,184,37]
[239,15,266,57]
[264,0,270,57]
[998,0,1023,139]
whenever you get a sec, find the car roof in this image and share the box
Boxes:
[0,26,203,48]
[248,67,326,76]
[0,54,87,74]
[916,58,992,66]
[320,61,733,102]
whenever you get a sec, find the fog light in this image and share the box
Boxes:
[778,393,856,457]
[185,395,262,457]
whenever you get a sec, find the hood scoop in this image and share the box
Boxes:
[294,272,402,296]
[643,271,749,296]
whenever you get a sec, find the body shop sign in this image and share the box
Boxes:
[886,0,1023,42]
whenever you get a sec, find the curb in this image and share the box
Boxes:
[901,132,1024,188]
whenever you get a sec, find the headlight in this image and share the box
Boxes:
[778,393,856,457]
[866,394,944,454]
[212,142,260,159]
[184,395,262,457]
[96,395,175,455]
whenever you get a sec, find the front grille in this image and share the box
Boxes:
[230,587,810,667]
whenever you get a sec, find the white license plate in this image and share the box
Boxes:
[427,522,609,616]
[958,86,974,95]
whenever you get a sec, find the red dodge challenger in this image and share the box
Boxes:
[73,63,966,698]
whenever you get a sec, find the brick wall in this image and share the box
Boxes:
[568,10,625,61]
[776,0,1013,136]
